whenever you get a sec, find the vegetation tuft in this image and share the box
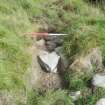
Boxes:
[27,89,73,105]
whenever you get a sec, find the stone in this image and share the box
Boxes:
[46,41,57,52]
[36,39,46,50]
[37,51,60,73]
[89,48,103,70]
[39,73,63,90]
[55,47,62,54]
[70,91,81,101]
[55,47,69,72]
[96,98,105,105]
[26,46,62,90]
[44,36,63,46]
[92,74,105,88]
[69,48,103,74]
[70,56,93,74]
[44,36,58,41]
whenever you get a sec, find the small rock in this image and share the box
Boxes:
[46,41,57,52]
[69,48,103,74]
[55,47,62,54]
[37,51,60,73]
[36,39,46,50]
[70,57,93,74]
[92,74,105,88]
[44,36,63,46]
[55,47,69,72]
[96,98,105,105]
[70,91,81,101]
[44,36,58,41]
[52,37,63,46]
[90,48,103,70]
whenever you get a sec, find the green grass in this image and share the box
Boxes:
[0,0,33,89]
[75,88,105,105]
[62,1,105,58]
[27,89,74,105]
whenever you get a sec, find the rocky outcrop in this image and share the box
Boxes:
[70,48,103,74]
[36,35,68,73]
[46,41,57,52]
[35,36,67,90]
[26,45,63,90]
[35,34,103,93]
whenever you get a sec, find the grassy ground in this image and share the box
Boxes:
[0,0,33,89]
[0,0,105,105]
[0,0,61,90]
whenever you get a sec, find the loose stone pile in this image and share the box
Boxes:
[36,35,69,73]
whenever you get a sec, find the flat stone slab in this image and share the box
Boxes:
[38,51,60,73]
[92,74,105,88]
